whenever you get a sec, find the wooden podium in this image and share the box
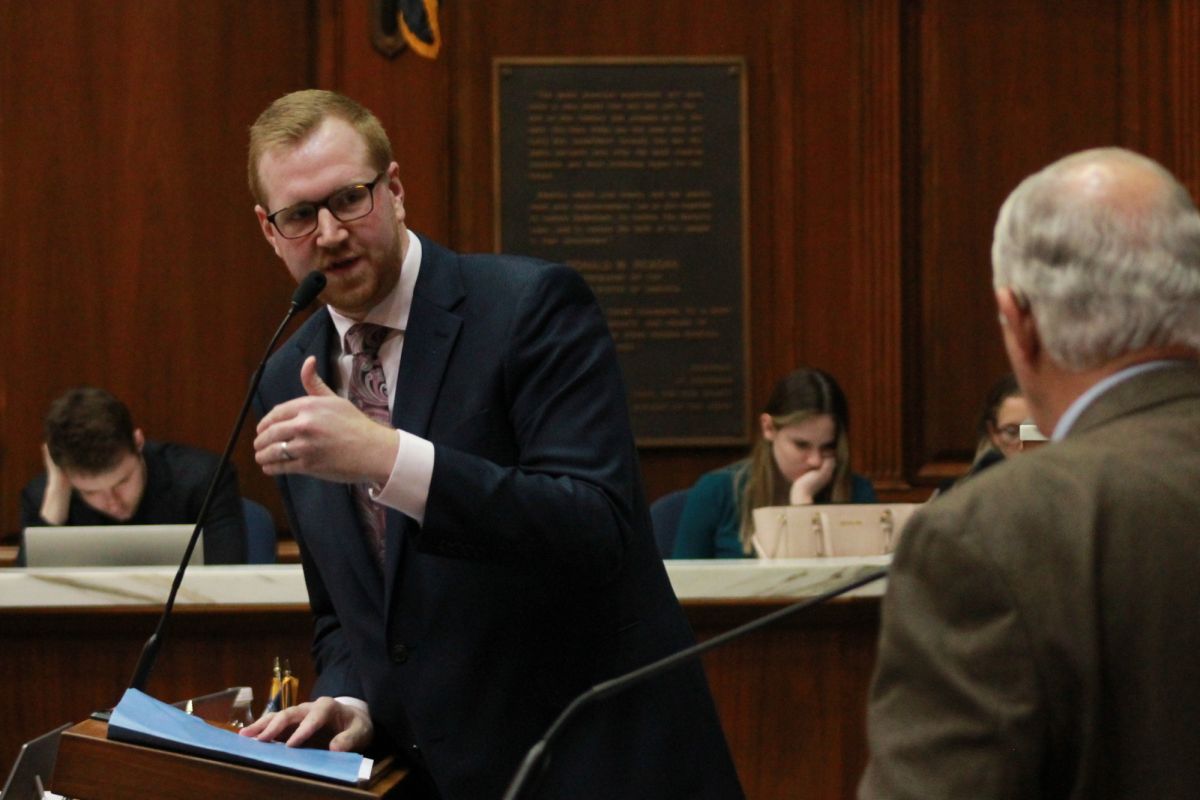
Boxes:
[50,719,409,799]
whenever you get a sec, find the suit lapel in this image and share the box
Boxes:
[391,235,465,437]
[392,295,462,435]
[383,235,464,604]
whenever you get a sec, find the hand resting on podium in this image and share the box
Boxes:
[240,695,374,753]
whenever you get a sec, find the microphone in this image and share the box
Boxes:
[501,564,889,800]
[290,269,328,311]
[122,270,326,696]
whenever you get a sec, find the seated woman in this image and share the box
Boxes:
[956,373,1029,484]
[671,367,876,559]
[975,373,1027,457]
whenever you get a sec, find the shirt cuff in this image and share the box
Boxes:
[335,696,370,715]
[370,430,434,526]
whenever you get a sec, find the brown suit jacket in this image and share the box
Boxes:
[860,362,1200,799]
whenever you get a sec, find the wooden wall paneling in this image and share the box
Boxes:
[908,0,1198,486]
[316,0,453,245]
[1117,0,1169,160]
[5,1,1196,528]
[911,0,1126,481]
[783,2,909,494]
[448,0,498,252]
[1,1,116,536]
[1119,0,1200,190]
[1167,0,1200,195]
[0,4,10,537]
[753,4,801,395]
[898,0,931,487]
[849,1,905,488]
[687,599,881,800]
[0,1,315,537]
[786,3,862,396]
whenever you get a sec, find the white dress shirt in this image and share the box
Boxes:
[326,229,435,526]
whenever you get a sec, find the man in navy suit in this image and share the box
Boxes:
[240,90,741,799]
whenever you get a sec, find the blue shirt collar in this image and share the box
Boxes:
[1052,359,1183,440]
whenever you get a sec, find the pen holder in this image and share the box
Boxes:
[264,658,302,713]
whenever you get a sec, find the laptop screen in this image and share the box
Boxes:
[21,525,203,568]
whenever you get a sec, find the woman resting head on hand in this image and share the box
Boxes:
[750,367,856,512]
[671,367,876,559]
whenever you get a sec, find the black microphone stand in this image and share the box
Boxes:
[116,272,326,702]
[501,564,889,800]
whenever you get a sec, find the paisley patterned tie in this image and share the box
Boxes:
[345,323,391,566]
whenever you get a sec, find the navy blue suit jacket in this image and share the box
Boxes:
[255,235,741,799]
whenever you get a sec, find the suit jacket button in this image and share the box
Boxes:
[390,643,410,664]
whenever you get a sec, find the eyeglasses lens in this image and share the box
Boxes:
[273,178,378,239]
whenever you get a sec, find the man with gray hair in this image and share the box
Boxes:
[859,147,1200,799]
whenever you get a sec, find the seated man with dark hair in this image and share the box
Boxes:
[19,386,247,565]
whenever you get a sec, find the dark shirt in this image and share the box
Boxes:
[18,440,246,565]
[672,463,878,558]
[937,446,1007,496]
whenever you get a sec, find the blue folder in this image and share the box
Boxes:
[108,689,371,786]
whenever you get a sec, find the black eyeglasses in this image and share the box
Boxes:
[266,172,386,239]
[994,424,1022,443]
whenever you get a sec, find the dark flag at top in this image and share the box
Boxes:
[399,0,441,58]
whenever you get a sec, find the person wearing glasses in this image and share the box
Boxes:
[18,386,247,564]
[938,373,1030,495]
[975,373,1028,461]
[239,90,741,799]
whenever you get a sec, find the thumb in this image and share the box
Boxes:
[329,707,372,752]
[300,356,335,397]
[329,728,358,752]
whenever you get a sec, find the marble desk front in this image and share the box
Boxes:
[0,558,887,608]
[0,559,888,799]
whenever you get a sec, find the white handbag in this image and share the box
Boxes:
[750,503,921,559]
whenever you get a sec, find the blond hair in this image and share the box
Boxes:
[737,369,853,554]
[247,89,393,206]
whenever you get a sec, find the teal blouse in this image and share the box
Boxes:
[669,463,878,559]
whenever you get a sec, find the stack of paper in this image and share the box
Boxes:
[107,689,372,785]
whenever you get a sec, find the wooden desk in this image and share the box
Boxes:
[689,598,880,799]
[53,718,408,799]
[0,563,883,799]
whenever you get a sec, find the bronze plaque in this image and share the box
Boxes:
[494,58,749,445]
